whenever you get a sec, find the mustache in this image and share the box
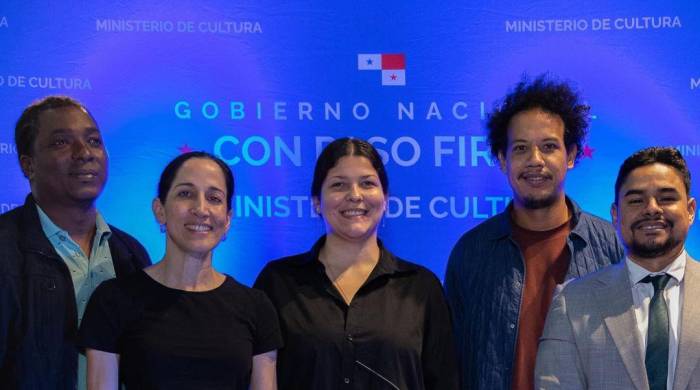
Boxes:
[631,217,673,230]
[518,171,552,179]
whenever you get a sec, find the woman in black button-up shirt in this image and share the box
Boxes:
[255,138,459,390]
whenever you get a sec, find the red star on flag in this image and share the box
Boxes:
[357,53,406,86]
[178,144,193,154]
[582,144,595,159]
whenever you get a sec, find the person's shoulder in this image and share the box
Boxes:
[560,262,620,298]
[88,274,137,306]
[577,210,616,232]
[573,209,623,261]
[107,270,145,291]
[107,224,144,247]
[0,203,25,236]
[0,203,24,222]
[259,251,311,274]
[219,275,275,308]
[452,212,506,249]
[447,212,506,265]
[220,275,255,294]
[106,224,151,265]
[390,253,442,285]
[0,205,30,275]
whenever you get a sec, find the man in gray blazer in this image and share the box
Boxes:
[535,146,698,390]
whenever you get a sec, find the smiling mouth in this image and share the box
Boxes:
[70,171,99,180]
[341,209,368,217]
[185,224,213,232]
[632,219,671,232]
[520,173,551,185]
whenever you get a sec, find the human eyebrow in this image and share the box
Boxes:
[622,189,644,198]
[658,188,681,196]
[46,128,71,136]
[208,186,225,194]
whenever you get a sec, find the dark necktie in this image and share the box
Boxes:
[641,273,672,390]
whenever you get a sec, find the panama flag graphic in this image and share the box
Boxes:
[357,53,406,86]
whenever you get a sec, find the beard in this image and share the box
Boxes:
[520,192,560,210]
[629,236,680,258]
[628,219,680,258]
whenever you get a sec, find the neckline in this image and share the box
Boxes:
[140,269,229,294]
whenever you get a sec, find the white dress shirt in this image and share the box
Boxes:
[626,250,687,390]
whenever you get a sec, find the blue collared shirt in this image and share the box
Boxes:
[444,197,625,390]
[36,205,116,390]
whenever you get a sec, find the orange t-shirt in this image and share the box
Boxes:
[511,219,572,390]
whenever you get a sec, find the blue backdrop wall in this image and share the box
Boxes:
[1,1,698,285]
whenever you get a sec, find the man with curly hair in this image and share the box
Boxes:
[444,75,624,390]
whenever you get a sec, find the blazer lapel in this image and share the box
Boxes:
[673,256,700,390]
[598,262,649,390]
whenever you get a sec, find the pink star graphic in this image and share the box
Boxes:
[582,144,595,159]
[390,74,397,80]
[178,144,193,154]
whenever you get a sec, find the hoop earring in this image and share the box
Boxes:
[160,224,167,233]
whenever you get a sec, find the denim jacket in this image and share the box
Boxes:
[0,195,150,389]
[444,197,624,390]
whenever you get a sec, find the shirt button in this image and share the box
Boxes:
[344,377,350,384]
[346,334,353,342]
[510,323,516,329]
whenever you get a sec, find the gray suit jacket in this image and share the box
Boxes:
[535,255,700,390]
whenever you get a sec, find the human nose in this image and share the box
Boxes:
[346,183,363,201]
[71,139,94,161]
[190,195,210,217]
[643,197,663,216]
[526,146,545,167]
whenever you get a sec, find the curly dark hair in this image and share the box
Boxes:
[487,74,590,162]
[614,146,691,204]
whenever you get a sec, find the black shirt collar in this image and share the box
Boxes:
[292,235,416,278]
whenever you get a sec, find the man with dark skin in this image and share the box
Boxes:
[445,75,624,390]
[0,96,150,390]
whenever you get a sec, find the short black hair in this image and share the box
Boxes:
[614,146,691,204]
[15,95,96,162]
[487,74,590,162]
[157,151,235,210]
[311,138,388,199]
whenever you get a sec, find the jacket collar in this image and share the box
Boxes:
[16,194,138,277]
[488,196,585,241]
[17,194,61,258]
